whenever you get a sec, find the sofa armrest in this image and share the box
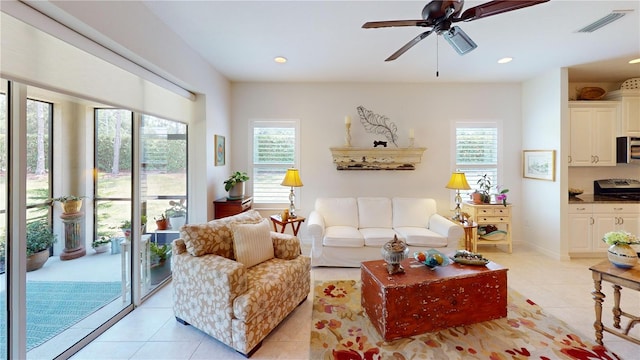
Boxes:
[172,251,247,303]
[172,238,187,255]
[428,214,464,246]
[271,231,302,260]
[307,211,326,255]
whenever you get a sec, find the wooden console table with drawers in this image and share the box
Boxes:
[461,202,512,253]
[213,196,253,219]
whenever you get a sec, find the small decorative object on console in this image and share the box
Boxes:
[568,187,584,197]
[603,231,639,269]
[357,105,399,147]
[451,250,489,266]
[414,249,451,269]
[381,235,409,274]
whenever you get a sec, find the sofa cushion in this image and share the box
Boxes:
[358,197,392,229]
[360,228,399,247]
[394,227,448,247]
[232,219,275,268]
[323,226,364,247]
[392,198,437,228]
[315,198,359,228]
[180,210,262,257]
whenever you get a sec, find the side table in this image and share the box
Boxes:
[270,215,305,236]
[461,221,478,252]
[589,260,640,346]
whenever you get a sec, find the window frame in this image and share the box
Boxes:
[249,119,300,208]
[451,121,503,200]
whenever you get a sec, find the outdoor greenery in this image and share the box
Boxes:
[91,236,111,249]
[165,199,187,218]
[150,242,171,265]
[26,219,57,257]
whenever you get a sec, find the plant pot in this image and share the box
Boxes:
[156,219,169,230]
[607,244,639,269]
[93,244,109,254]
[169,216,186,230]
[471,192,483,204]
[27,249,50,272]
[59,199,83,214]
[227,182,245,200]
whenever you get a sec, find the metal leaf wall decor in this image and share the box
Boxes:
[356,105,398,147]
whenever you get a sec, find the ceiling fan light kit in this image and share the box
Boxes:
[363,0,550,61]
[443,26,477,55]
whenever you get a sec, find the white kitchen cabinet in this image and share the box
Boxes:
[568,204,593,253]
[569,102,618,167]
[569,203,640,256]
[604,89,640,136]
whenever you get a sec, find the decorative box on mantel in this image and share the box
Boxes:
[330,147,427,170]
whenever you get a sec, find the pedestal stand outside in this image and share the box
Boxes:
[59,211,86,260]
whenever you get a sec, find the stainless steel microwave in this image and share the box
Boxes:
[616,137,640,164]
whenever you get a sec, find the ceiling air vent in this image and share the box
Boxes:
[576,10,632,33]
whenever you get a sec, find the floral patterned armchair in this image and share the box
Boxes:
[171,210,311,357]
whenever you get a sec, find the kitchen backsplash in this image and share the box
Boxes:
[569,165,640,194]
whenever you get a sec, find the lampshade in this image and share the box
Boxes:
[281,168,303,187]
[445,172,471,190]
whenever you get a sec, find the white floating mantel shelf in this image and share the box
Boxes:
[330,147,427,170]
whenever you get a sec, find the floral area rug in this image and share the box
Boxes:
[310,280,619,360]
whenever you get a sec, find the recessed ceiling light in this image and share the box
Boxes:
[629,58,640,64]
[497,57,513,64]
[274,56,287,64]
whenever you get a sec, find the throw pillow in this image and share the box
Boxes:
[231,218,274,268]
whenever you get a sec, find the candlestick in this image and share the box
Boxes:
[345,123,352,147]
[345,116,351,125]
[409,128,414,147]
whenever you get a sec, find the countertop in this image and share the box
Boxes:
[569,194,640,204]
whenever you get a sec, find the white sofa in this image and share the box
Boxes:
[307,197,464,267]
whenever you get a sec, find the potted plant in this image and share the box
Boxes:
[120,215,148,237]
[91,236,111,253]
[224,171,249,200]
[49,195,85,214]
[150,242,172,285]
[155,214,169,230]
[494,185,509,206]
[165,200,187,230]
[476,174,492,204]
[26,219,57,271]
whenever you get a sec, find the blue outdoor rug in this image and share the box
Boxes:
[0,281,121,352]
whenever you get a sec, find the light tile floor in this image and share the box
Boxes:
[71,245,640,359]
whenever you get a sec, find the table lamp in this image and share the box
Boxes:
[281,168,303,218]
[446,172,471,222]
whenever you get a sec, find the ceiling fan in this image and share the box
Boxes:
[363,0,550,61]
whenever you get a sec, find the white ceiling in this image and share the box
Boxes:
[141,0,640,84]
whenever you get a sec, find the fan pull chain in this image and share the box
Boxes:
[436,36,439,77]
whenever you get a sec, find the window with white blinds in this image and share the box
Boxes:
[455,125,499,197]
[250,120,299,204]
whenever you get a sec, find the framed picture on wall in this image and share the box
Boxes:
[523,150,555,181]
[215,135,225,166]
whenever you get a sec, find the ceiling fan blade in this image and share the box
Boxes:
[457,0,549,22]
[385,30,434,61]
[362,20,431,28]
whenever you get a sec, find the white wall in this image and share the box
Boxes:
[231,82,524,241]
[521,69,564,258]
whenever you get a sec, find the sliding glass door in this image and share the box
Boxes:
[0,79,8,360]
[140,114,187,295]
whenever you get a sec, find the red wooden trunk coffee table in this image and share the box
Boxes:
[361,258,508,341]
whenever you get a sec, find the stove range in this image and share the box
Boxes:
[594,179,640,200]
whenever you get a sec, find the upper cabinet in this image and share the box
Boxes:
[569,101,618,167]
[604,89,640,136]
